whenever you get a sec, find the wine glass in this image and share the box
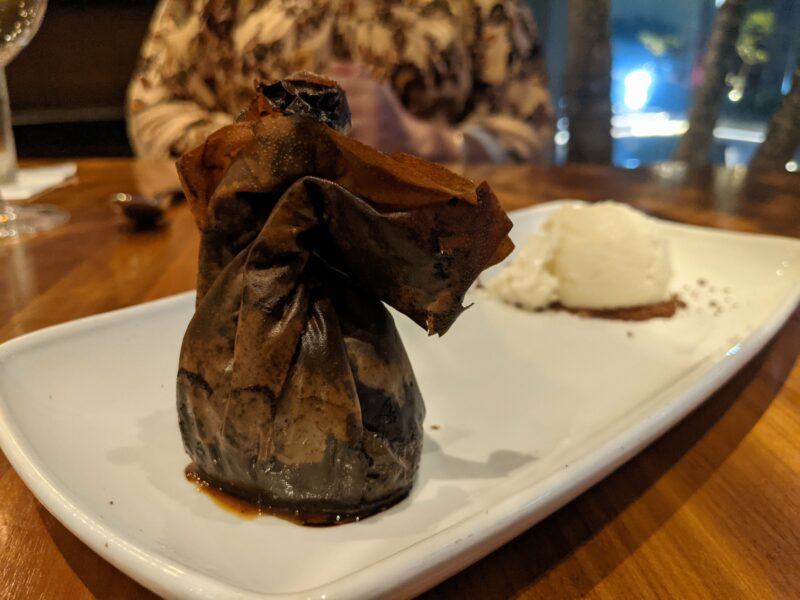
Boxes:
[0,0,68,239]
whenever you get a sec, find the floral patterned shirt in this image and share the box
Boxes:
[127,0,554,162]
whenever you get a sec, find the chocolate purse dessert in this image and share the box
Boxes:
[175,73,512,524]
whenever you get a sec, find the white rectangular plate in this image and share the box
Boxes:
[1,202,798,600]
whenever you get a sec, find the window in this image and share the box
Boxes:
[528,0,800,167]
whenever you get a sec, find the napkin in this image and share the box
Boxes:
[0,163,78,201]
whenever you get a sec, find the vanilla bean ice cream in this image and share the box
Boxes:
[487,201,672,311]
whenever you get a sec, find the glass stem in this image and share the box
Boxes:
[0,67,18,186]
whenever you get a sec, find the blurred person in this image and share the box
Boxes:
[127,0,554,163]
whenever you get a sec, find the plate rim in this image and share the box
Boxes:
[0,203,798,600]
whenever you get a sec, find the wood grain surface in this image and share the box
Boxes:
[0,159,798,600]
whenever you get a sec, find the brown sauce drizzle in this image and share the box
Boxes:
[554,294,686,321]
[185,464,400,526]
[185,465,262,520]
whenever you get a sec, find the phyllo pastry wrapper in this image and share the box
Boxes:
[176,73,513,522]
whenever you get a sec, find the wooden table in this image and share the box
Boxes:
[1,159,798,599]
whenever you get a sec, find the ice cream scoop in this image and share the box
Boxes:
[487,201,672,311]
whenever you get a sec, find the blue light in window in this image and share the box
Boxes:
[623,69,653,111]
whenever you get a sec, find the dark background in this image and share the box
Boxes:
[8,0,157,158]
